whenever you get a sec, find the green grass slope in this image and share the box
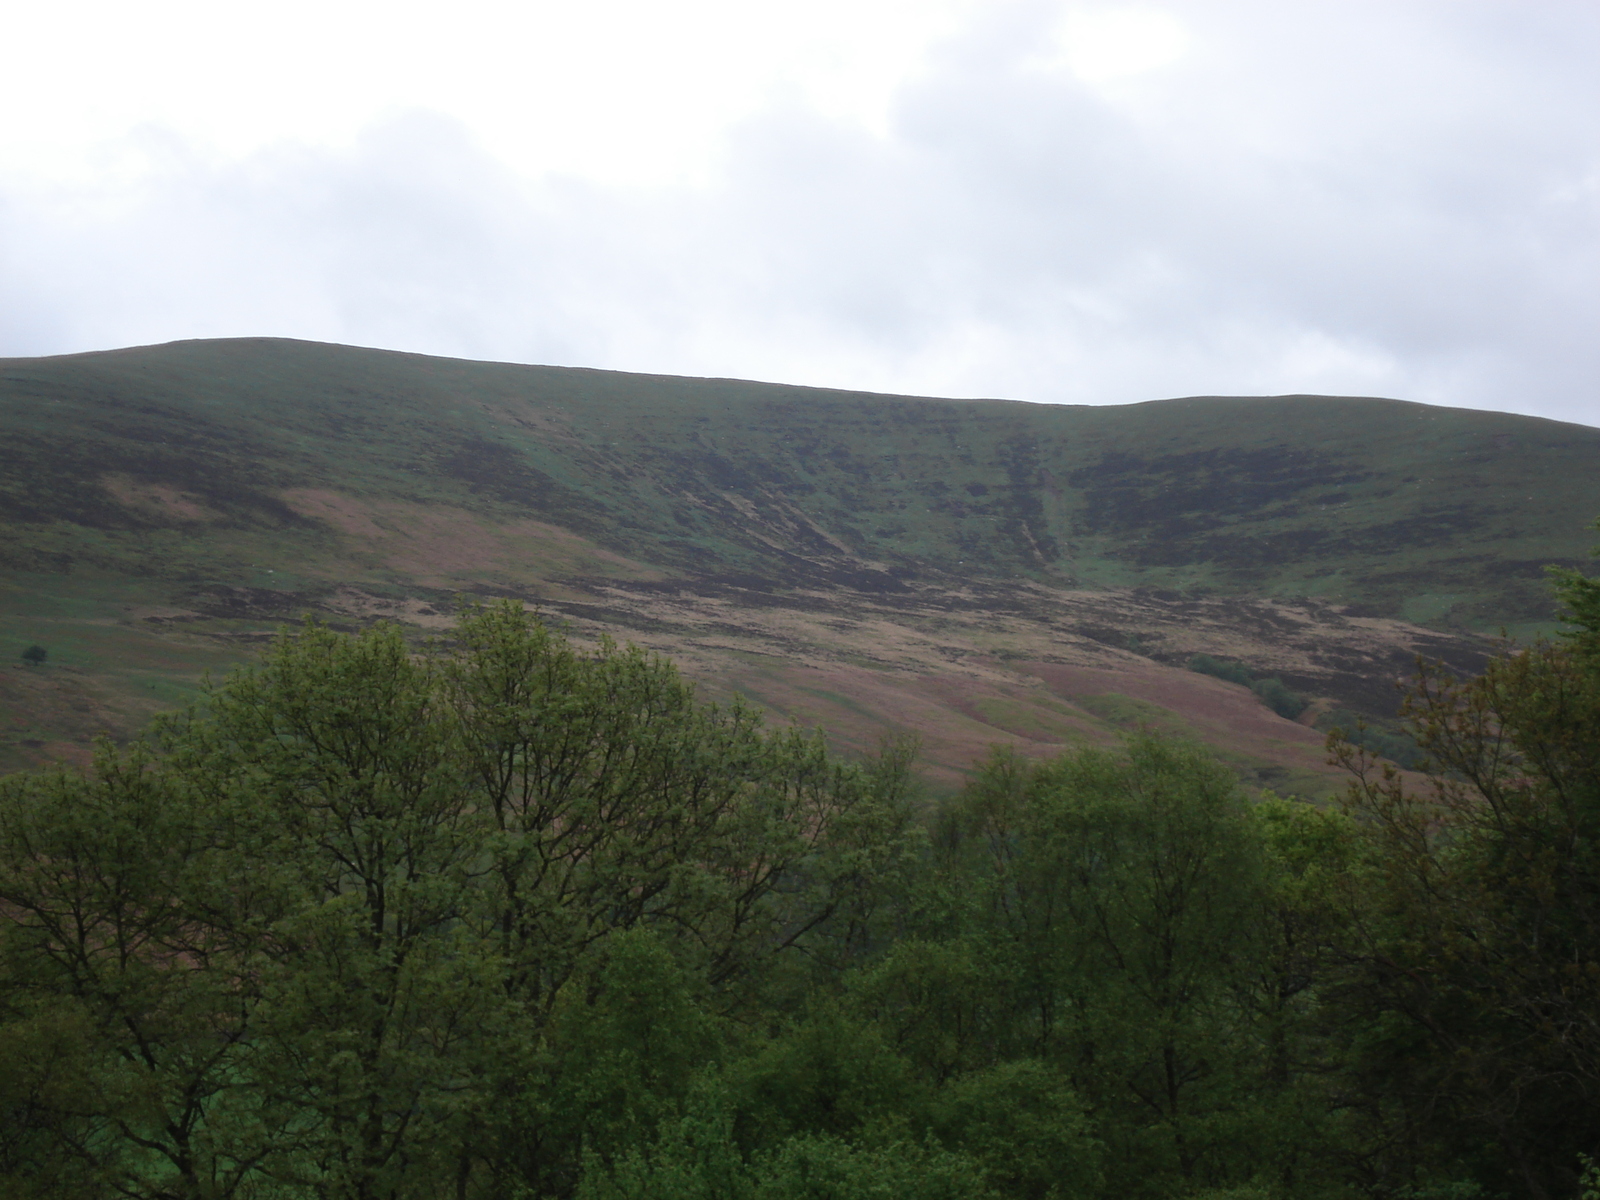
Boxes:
[1,337,1595,781]
[4,337,1595,631]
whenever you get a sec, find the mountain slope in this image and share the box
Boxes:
[3,337,1596,786]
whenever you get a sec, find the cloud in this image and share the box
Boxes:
[0,0,1594,426]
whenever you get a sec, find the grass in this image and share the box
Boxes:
[1072,693,1195,734]
[2,336,1595,779]
[4,338,1597,628]
[969,693,1097,743]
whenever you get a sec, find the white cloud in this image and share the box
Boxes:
[0,0,1594,426]
[1039,6,1192,85]
[0,0,979,188]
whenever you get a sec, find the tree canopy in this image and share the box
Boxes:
[2,576,1598,1199]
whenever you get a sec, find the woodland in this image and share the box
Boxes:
[1,552,1598,1200]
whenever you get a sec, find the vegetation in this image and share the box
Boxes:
[1311,709,1423,770]
[2,534,1597,1198]
[4,336,1589,776]
[3,324,1598,1190]
[3,338,1597,624]
[0,604,920,1200]
[1321,540,1600,1197]
[1188,654,1308,720]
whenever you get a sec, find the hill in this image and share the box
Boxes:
[3,337,1597,789]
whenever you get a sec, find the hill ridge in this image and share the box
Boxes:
[2,337,1595,784]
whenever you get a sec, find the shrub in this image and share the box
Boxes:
[1188,654,1252,687]
[1250,677,1307,720]
[1316,709,1424,768]
[1189,654,1307,718]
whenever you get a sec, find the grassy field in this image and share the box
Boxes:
[3,337,1595,785]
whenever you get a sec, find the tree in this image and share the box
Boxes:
[0,602,922,1200]
[18,645,45,666]
[0,745,286,1200]
[1328,532,1600,1198]
[935,738,1310,1199]
[1549,517,1600,656]
[439,603,922,1195]
[161,618,493,1200]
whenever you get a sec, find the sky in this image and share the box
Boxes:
[0,0,1595,425]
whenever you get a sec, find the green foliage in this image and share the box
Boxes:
[1581,1153,1600,1200]
[1188,655,1308,719]
[752,1136,996,1200]
[5,544,1600,1199]
[718,1000,929,1163]
[1326,535,1600,1195]
[537,927,725,1189]
[929,1060,1101,1200]
[0,743,288,1200]
[1188,654,1253,688]
[1250,676,1308,720]
[845,939,992,1085]
[0,603,923,1200]
[932,739,1347,1198]
[0,1004,102,1199]
[1314,709,1423,769]
[1550,516,1600,657]
[581,1122,998,1200]
[17,645,44,666]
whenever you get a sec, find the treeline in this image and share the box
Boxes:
[1,573,1597,1198]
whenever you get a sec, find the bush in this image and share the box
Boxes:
[1188,654,1252,687]
[1250,677,1307,720]
[1316,709,1424,768]
[1189,655,1307,718]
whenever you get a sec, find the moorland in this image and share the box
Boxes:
[3,338,1599,1199]
[3,336,1598,791]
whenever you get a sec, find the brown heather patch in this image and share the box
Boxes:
[37,741,93,770]
[0,665,132,772]
[455,573,1474,795]
[0,545,1489,797]
[101,475,218,522]
[321,588,458,630]
[123,605,210,623]
[1017,660,1331,768]
[280,489,666,587]
[279,489,387,538]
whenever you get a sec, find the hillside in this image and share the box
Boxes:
[3,337,1597,788]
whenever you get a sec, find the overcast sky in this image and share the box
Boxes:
[1,0,1595,424]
